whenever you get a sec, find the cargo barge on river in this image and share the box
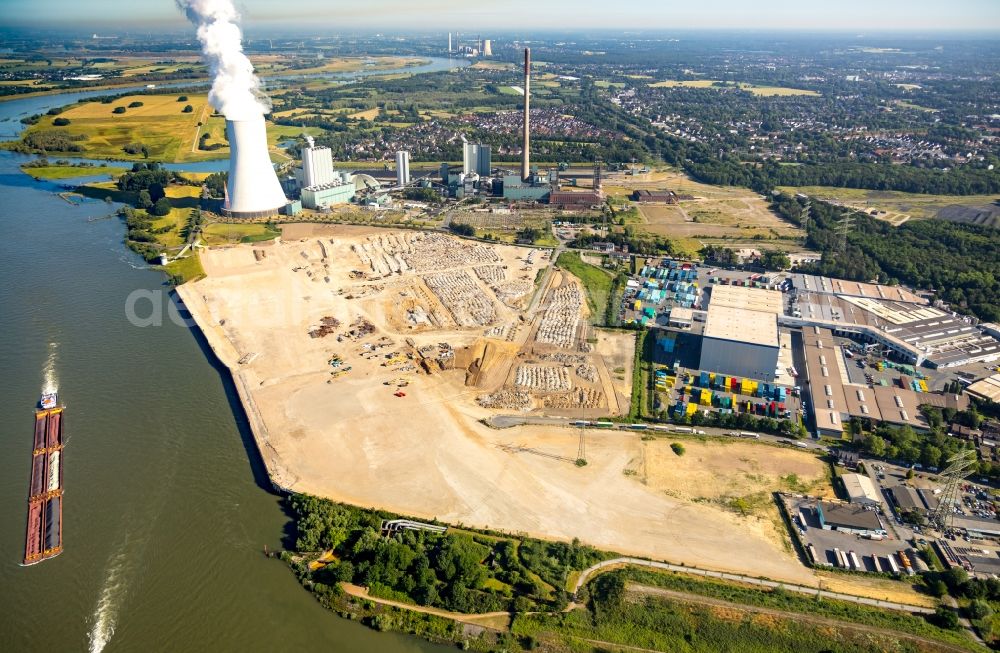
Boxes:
[23,393,63,565]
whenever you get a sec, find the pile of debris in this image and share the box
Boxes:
[514,365,572,391]
[308,316,342,339]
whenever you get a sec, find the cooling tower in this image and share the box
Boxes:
[223,117,288,218]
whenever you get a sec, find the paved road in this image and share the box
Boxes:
[572,557,935,615]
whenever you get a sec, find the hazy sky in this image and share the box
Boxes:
[2,0,999,31]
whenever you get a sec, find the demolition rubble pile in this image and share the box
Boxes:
[514,364,572,391]
[423,271,497,327]
[536,283,582,348]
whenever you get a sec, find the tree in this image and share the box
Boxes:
[112,106,126,114]
[128,101,144,108]
[760,250,791,271]
[932,605,960,630]
[151,197,171,217]
[516,226,543,243]
[182,105,194,114]
[926,578,948,598]
[177,96,188,102]
[137,190,153,210]
[449,223,475,237]
[52,117,70,126]
[670,442,685,456]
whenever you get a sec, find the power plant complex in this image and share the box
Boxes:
[217,45,602,218]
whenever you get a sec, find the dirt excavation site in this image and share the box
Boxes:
[177,224,816,584]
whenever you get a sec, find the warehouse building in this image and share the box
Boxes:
[699,286,783,382]
[841,473,882,506]
[816,501,887,537]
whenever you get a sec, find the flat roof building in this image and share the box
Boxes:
[710,285,784,315]
[816,501,886,537]
[889,485,924,512]
[700,304,779,382]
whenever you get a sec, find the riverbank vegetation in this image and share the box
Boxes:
[511,568,982,652]
[20,159,125,179]
[285,495,610,619]
[284,494,980,653]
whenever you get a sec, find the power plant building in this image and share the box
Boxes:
[462,142,491,176]
[395,151,410,186]
[301,171,356,209]
[302,140,335,188]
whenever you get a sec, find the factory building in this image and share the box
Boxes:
[699,286,783,382]
[301,171,356,209]
[301,138,335,188]
[801,325,969,438]
[786,273,1000,368]
[395,151,410,187]
[462,142,491,176]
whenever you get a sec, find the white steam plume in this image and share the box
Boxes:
[176,0,270,120]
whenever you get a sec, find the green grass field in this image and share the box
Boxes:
[201,222,280,245]
[20,164,125,179]
[556,251,615,323]
[19,93,322,163]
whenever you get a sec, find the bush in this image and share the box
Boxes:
[112,107,126,114]
[931,605,960,630]
[52,117,71,126]
[182,105,194,113]
[177,96,188,102]
[128,101,144,108]
[151,197,172,217]
[968,599,992,620]
[670,443,685,456]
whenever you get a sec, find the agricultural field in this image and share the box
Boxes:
[782,185,1000,227]
[602,168,807,250]
[17,93,323,162]
[648,80,820,96]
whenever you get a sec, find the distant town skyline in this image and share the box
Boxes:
[3,0,999,31]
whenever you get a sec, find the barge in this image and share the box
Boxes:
[23,392,63,565]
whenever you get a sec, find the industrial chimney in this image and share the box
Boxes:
[224,117,288,218]
[521,48,531,182]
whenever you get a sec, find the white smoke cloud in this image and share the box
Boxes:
[176,0,270,120]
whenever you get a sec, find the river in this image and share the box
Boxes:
[0,59,460,653]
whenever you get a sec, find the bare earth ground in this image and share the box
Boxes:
[180,225,817,585]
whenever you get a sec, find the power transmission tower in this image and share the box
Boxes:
[837,212,853,253]
[800,201,811,231]
[576,420,587,466]
[927,448,977,532]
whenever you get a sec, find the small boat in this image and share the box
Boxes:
[39,393,58,410]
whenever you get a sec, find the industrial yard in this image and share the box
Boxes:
[177,225,819,583]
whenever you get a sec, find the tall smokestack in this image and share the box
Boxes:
[521,48,531,182]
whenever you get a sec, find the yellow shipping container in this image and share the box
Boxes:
[686,402,698,416]
[700,389,712,406]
